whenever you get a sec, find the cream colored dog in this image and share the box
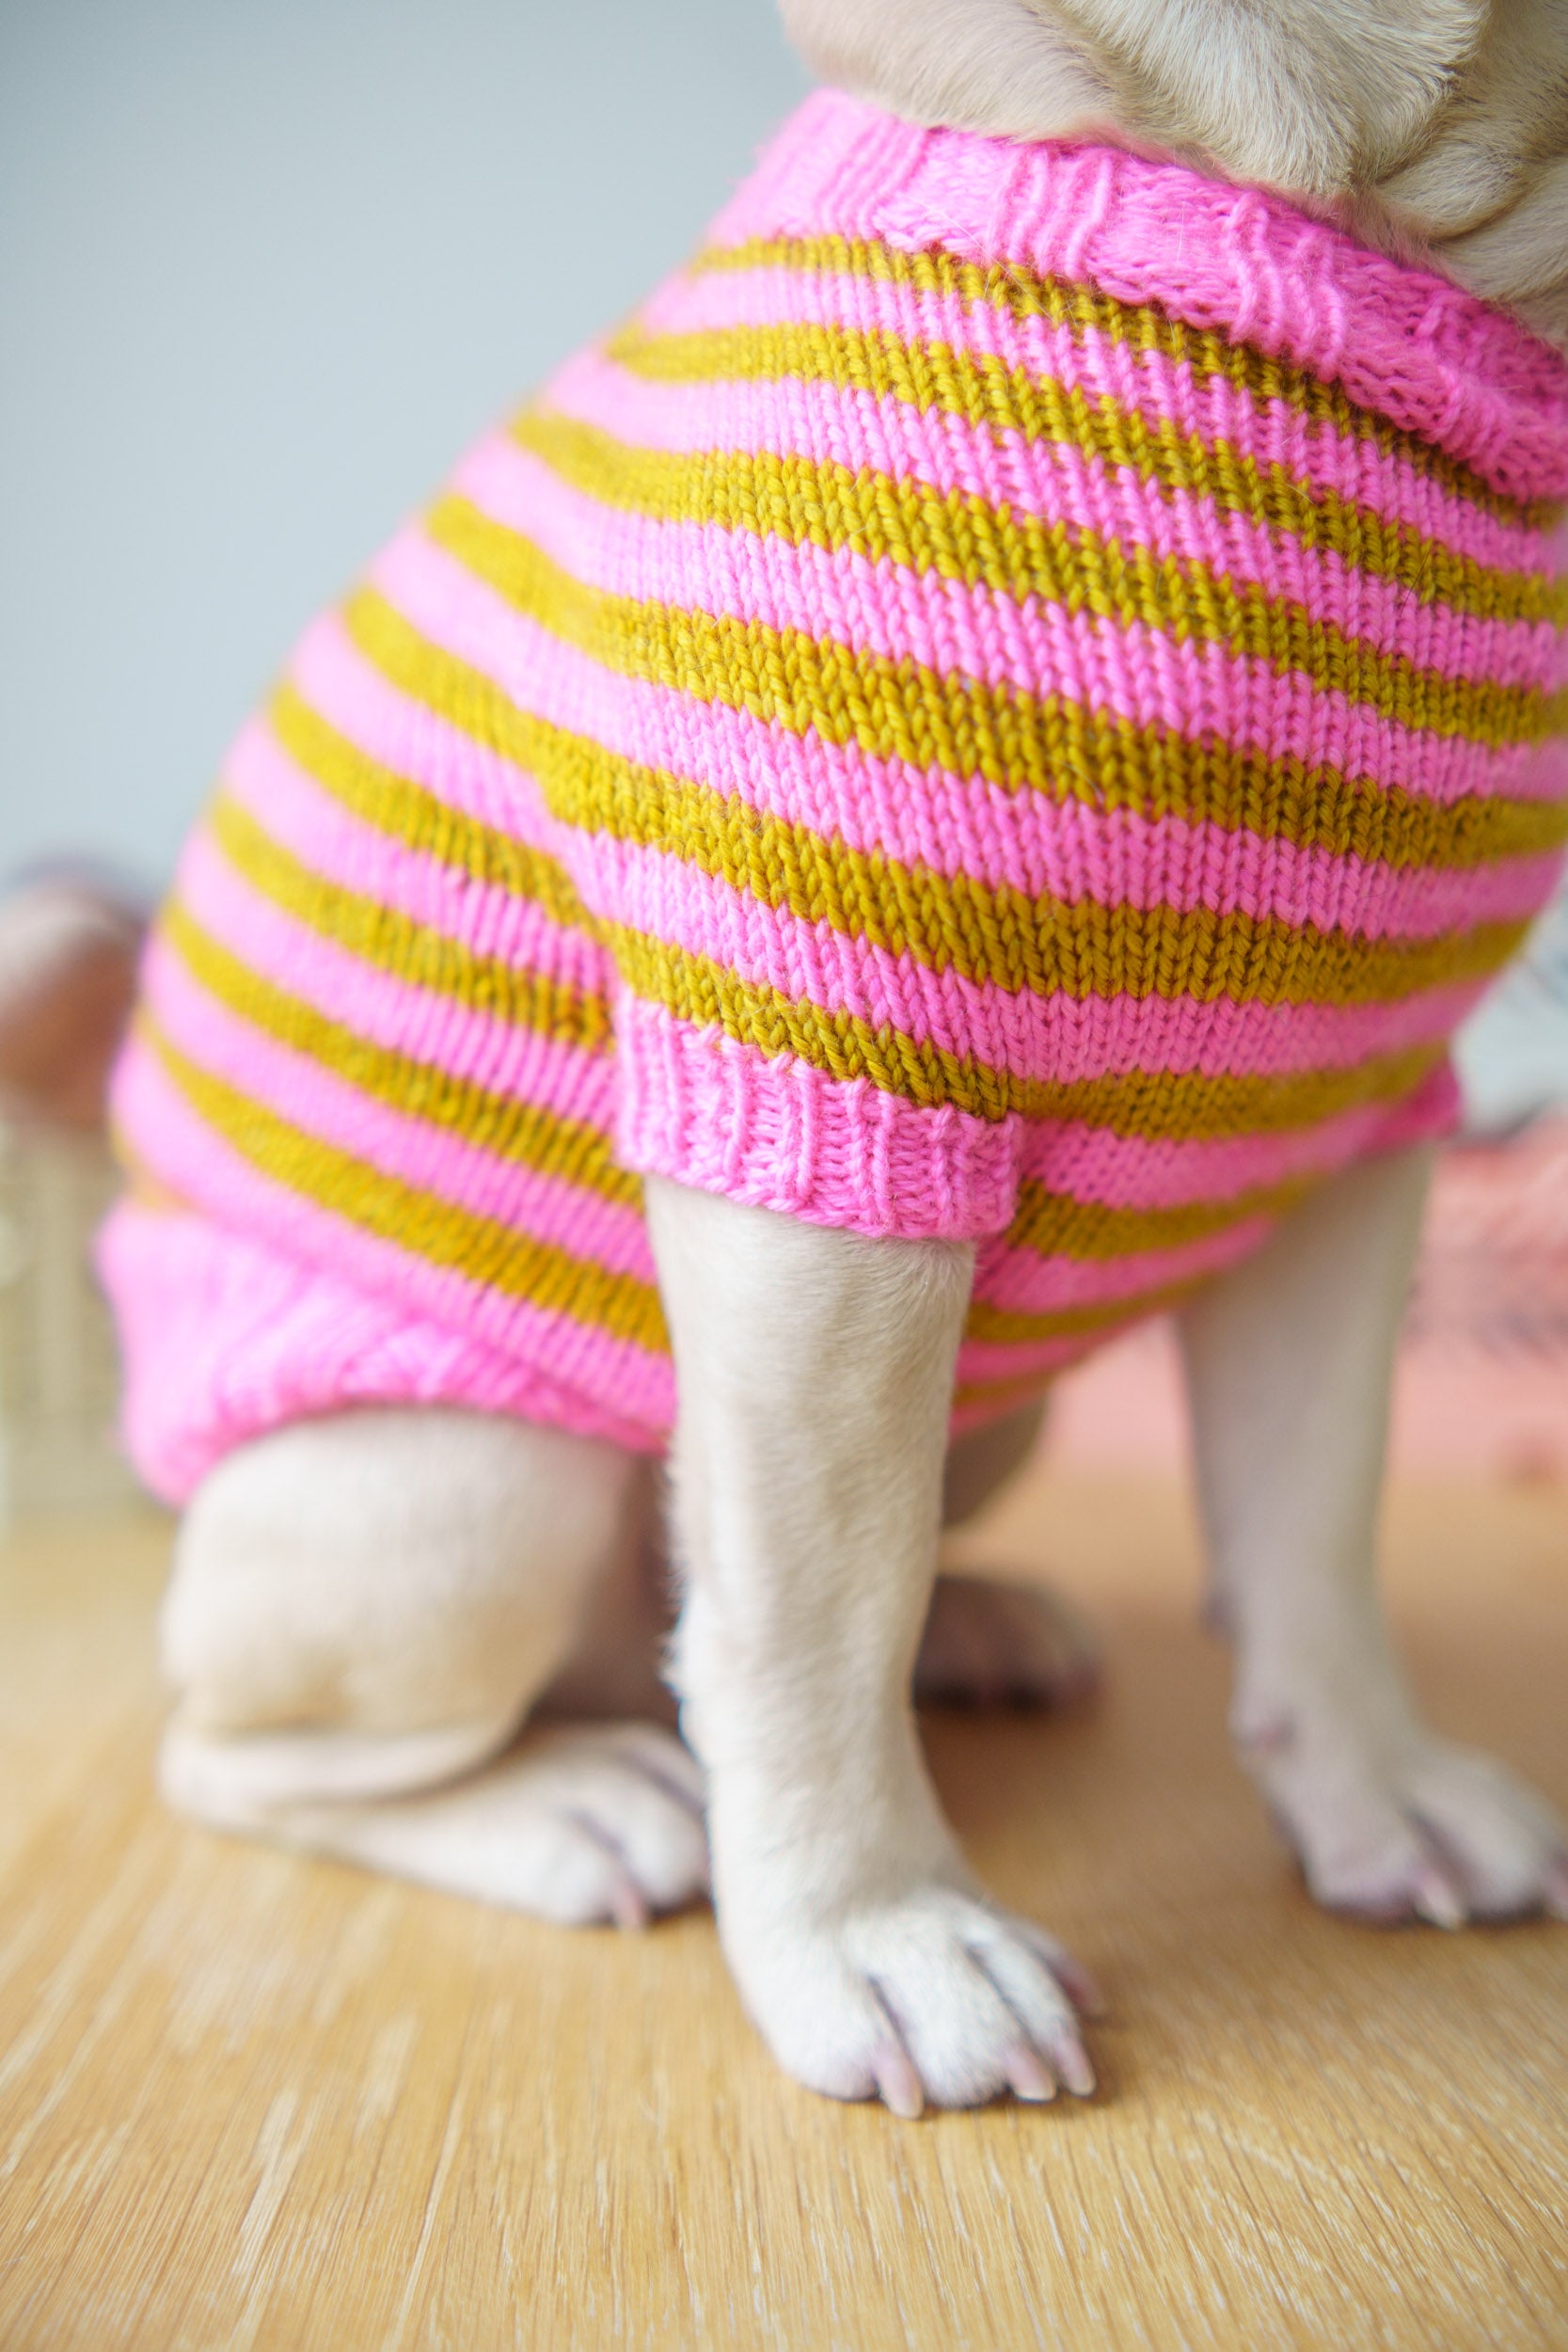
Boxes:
[126,0,1568,2117]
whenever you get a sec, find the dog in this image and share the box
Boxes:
[70,0,1568,2116]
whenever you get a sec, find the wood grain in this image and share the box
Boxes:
[1,1469,1565,2349]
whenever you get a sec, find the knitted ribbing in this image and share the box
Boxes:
[102,92,1568,1502]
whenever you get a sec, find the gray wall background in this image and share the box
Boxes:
[0,0,808,884]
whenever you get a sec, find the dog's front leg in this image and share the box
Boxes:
[645,1177,1097,2116]
[1180,1143,1568,1925]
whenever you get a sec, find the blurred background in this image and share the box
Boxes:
[1,0,1565,1529]
[1,0,808,882]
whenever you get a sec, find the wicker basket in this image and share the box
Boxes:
[0,1119,143,1528]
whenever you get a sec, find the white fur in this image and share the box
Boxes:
[159,1408,710,1925]
[163,1406,634,1742]
[646,1154,1566,2108]
[776,0,1126,148]
[166,1718,710,1929]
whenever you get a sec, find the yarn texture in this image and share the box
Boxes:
[101,91,1568,1502]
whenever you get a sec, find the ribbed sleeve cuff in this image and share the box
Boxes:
[612,992,1024,1241]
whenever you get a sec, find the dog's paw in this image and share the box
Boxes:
[313,1721,711,1927]
[173,1719,710,1927]
[1239,1704,1568,1925]
[915,1574,1099,1710]
[726,1883,1099,2116]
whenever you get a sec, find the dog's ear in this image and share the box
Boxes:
[0,880,146,1135]
[1058,0,1486,194]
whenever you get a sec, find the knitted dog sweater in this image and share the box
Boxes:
[102,91,1568,1502]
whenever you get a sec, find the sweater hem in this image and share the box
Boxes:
[612,992,1024,1242]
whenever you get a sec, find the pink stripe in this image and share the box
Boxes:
[292,610,534,839]
[956,1329,1141,1387]
[704,95,1568,503]
[606,277,1552,577]
[174,824,615,1128]
[142,932,652,1279]
[461,425,1560,704]
[219,674,1504,1083]
[964,1138,1435,1368]
[298,580,1566,945]
[614,989,1024,1239]
[376,525,1560,835]
[1011,1063,1460,1211]
[444,472,1560,767]
[111,1036,671,1420]
[576,819,1494,1080]
[431,489,1546,784]
[451,430,1568,924]
[981,1213,1276,1312]
[286,564,1513,1080]
[188,702,1488,1145]
[612,991,1458,1236]
[224,713,598,986]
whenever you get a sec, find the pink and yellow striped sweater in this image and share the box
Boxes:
[102,92,1568,1502]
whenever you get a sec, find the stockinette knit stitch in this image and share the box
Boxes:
[101,91,1568,1502]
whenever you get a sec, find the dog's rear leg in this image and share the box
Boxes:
[1180,1143,1568,1925]
[646,1176,1097,2115]
[159,1406,706,1924]
[918,1402,1099,1709]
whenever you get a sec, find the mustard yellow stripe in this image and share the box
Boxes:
[517,404,1560,783]
[343,583,1568,877]
[965,1273,1204,1346]
[1005,1170,1316,1263]
[160,898,638,1208]
[217,698,1452,1137]
[206,793,613,1058]
[689,237,1562,532]
[609,918,1450,1134]
[270,683,591,931]
[531,703,1525,1009]
[135,1010,668,1352]
[338,596,553,782]
[304,580,1528,1011]
[431,489,1561,773]
[601,317,1562,629]
[521,395,1562,647]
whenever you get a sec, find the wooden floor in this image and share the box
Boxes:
[2,1467,1566,2350]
